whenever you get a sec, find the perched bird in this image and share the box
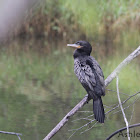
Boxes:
[67,40,105,123]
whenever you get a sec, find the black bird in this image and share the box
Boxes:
[67,40,105,123]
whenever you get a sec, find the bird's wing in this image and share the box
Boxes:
[88,56,105,94]
[74,59,96,91]
[81,64,96,90]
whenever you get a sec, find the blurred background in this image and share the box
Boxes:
[0,0,140,140]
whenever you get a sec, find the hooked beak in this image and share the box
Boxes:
[67,44,82,49]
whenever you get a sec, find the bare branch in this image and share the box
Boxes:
[43,46,140,140]
[129,104,135,124]
[106,89,130,96]
[72,114,93,122]
[80,122,98,134]
[105,46,140,86]
[108,91,139,117]
[116,76,130,140]
[112,97,139,115]
[67,119,96,140]
[0,131,22,140]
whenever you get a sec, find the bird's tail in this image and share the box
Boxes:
[93,97,105,123]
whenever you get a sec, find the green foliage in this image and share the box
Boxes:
[60,0,140,38]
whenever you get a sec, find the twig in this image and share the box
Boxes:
[77,111,92,113]
[121,91,140,104]
[43,46,140,140]
[112,97,139,115]
[80,122,98,134]
[129,104,135,124]
[106,89,130,96]
[17,135,22,140]
[0,131,22,140]
[67,119,96,140]
[106,123,140,140]
[116,76,130,140]
[106,91,140,115]
[72,114,93,122]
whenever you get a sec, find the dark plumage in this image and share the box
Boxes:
[67,40,105,123]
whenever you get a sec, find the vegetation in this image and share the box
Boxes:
[17,0,140,55]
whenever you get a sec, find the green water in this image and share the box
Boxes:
[0,39,139,140]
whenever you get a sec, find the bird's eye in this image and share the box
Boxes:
[76,42,80,45]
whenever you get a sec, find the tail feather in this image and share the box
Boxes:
[93,97,105,123]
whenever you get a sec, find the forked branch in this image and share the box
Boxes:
[0,131,22,140]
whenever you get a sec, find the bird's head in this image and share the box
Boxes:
[67,40,92,58]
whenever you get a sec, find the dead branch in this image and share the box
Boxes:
[105,46,140,86]
[129,104,135,124]
[43,46,140,140]
[116,76,130,140]
[0,131,22,140]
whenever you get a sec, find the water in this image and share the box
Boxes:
[0,38,139,140]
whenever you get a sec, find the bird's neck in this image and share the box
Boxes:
[73,49,90,59]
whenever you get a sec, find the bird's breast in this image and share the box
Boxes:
[74,59,86,83]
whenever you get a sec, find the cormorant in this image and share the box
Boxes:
[67,40,105,123]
